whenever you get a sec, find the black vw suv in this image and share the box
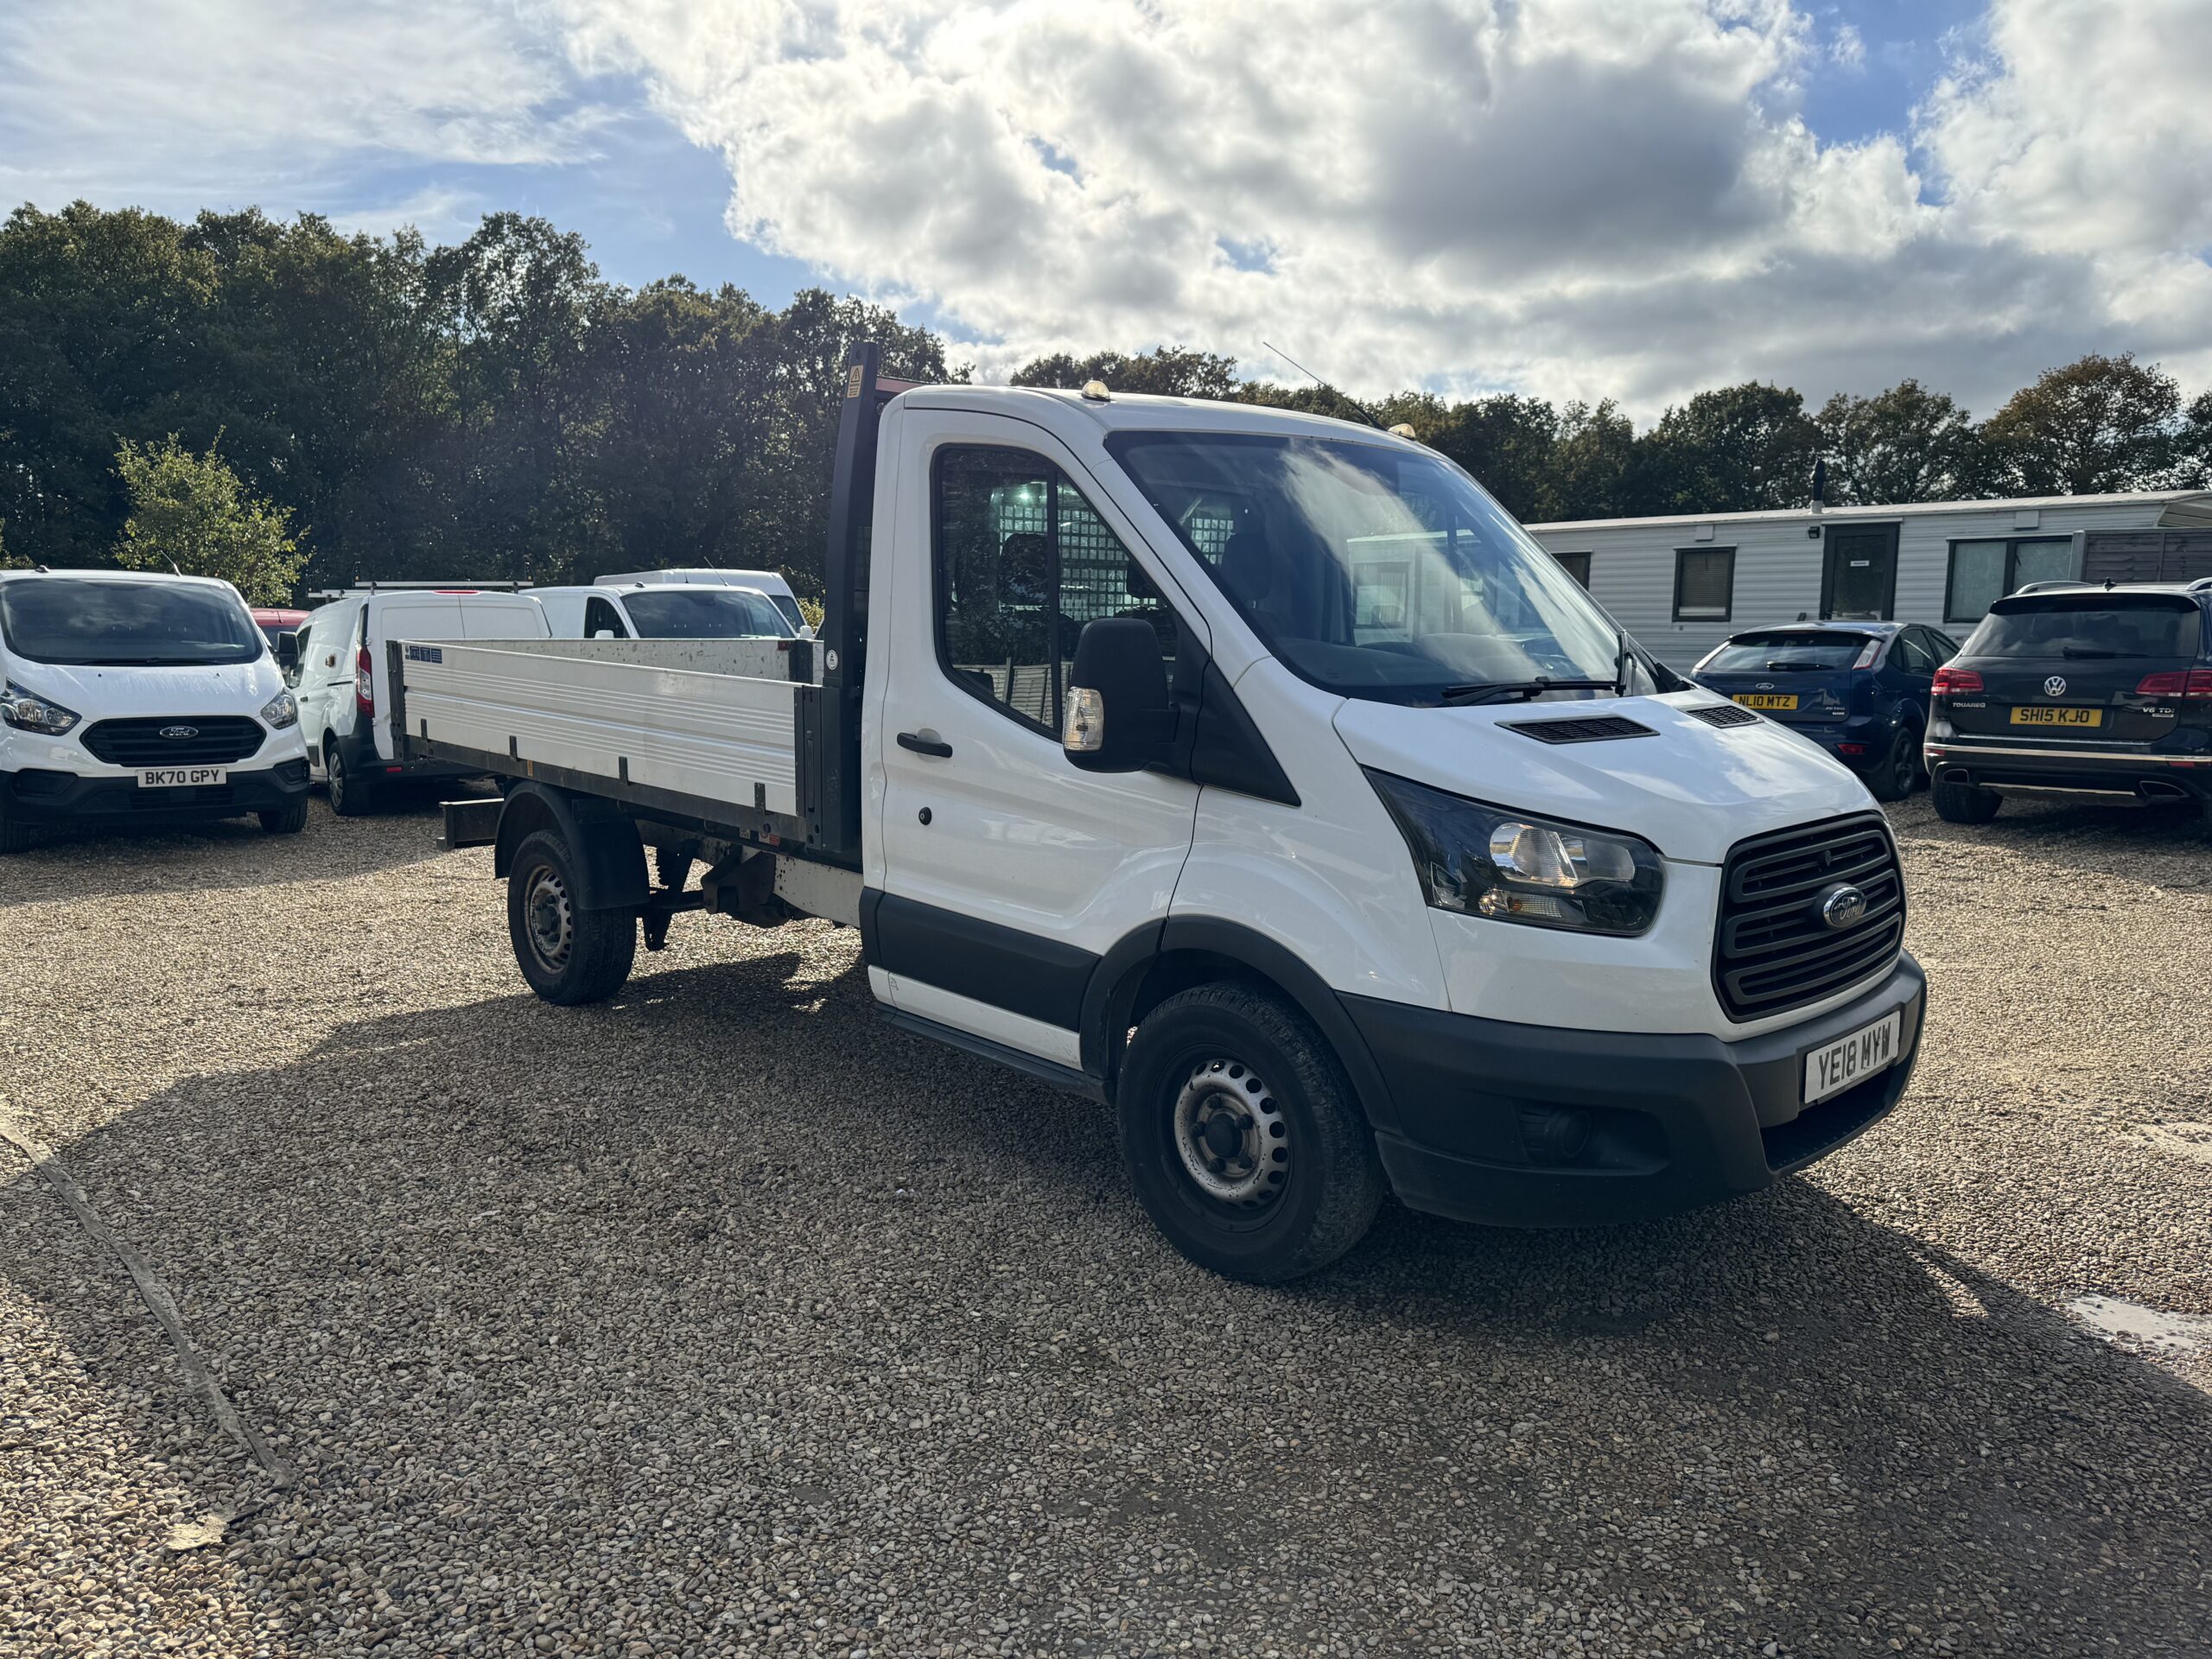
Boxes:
[1924,580,2212,823]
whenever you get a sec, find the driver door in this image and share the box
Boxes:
[871,411,1207,1066]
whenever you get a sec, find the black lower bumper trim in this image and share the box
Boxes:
[1,761,310,824]
[1347,955,1926,1227]
[1931,755,2211,803]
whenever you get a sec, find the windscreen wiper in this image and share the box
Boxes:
[2060,646,2120,658]
[1439,677,1621,706]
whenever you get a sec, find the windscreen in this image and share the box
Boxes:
[1700,632,1872,671]
[0,578,264,666]
[767,594,805,632]
[622,588,791,639]
[1107,431,1628,703]
[1967,597,2202,660]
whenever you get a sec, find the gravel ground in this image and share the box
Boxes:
[1,790,2208,1658]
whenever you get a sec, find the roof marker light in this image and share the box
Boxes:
[1080,379,1111,402]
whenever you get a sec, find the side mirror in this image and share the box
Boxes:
[1063,618,1172,772]
[276,631,300,671]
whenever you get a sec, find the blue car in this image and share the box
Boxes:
[1690,621,1961,801]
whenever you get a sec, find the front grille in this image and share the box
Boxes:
[1500,715,1656,745]
[1713,813,1904,1022]
[80,716,265,767]
[1686,702,1761,728]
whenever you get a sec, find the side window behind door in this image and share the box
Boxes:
[935,445,1177,735]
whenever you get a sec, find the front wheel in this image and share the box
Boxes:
[1118,982,1383,1283]
[505,829,637,1004]
[1932,777,2002,823]
[1865,727,1919,803]
[259,798,309,835]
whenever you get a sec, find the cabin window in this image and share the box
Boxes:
[1553,550,1592,588]
[1945,536,2074,624]
[1673,547,1735,621]
[932,444,1176,735]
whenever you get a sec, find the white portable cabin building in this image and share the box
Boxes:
[1525,491,2212,669]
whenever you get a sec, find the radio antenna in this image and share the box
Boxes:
[1261,341,1386,432]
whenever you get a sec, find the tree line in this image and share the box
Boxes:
[4,201,2210,603]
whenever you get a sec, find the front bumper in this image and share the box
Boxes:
[1,760,311,824]
[1926,740,2212,804]
[1347,954,1926,1227]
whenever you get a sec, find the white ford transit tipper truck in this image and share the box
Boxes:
[391,350,1926,1281]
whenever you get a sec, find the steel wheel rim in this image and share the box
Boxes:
[524,863,574,969]
[1172,1058,1290,1210]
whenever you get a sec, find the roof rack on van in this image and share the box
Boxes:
[308,579,532,601]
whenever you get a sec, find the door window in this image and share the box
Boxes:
[1823,525,1897,620]
[583,596,629,638]
[1891,630,1935,674]
[934,445,1176,734]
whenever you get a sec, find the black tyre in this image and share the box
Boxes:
[1865,726,1919,803]
[0,807,33,855]
[1932,777,2002,823]
[326,740,376,817]
[1117,982,1384,1283]
[505,829,637,1004]
[259,798,309,835]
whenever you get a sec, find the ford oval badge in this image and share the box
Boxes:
[1819,884,1867,931]
[160,724,199,740]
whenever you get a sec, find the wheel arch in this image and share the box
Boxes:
[1081,915,1402,1134]
[493,782,649,912]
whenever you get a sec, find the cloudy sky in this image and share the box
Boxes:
[3,0,2209,416]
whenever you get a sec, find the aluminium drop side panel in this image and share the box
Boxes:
[397,639,808,817]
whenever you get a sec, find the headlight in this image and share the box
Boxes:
[1366,769,1665,935]
[1,681,81,736]
[259,690,300,729]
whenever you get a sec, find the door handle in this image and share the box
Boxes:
[897,731,954,759]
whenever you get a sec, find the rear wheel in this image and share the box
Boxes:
[1118,982,1383,1283]
[326,740,376,817]
[506,829,637,1004]
[1865,726,1919,803]
[258,798,309,835]
[1932,777,2002,823]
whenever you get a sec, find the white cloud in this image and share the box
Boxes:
[0,0,611,213]
[5,0,2209,417]
[545,0,2212,414]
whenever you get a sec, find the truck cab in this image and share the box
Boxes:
[397,351,1927,1281]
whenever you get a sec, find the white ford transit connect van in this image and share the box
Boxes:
[291,586,549,815]
[595,569,810,637]
[0,569,311,852]
[532,582,797,641]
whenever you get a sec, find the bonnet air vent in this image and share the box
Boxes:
[1686,702,1761,728]
[1499,715,1657,745]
